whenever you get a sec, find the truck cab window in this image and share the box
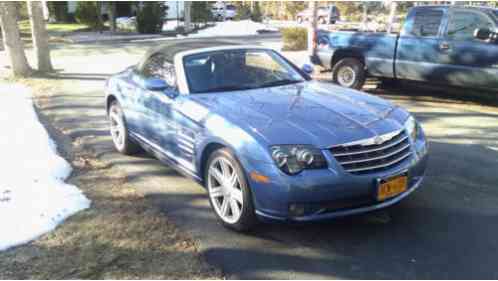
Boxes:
[447,11,495,41]
[411,10,443,37]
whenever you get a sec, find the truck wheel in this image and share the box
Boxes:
[332,58,366,90]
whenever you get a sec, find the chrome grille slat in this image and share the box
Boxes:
[339,143,411,165]
[329,130,413,175]
[332,134,408,156]
[344,151,411,173]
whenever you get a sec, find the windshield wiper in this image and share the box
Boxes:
[201,85,255,93]
[257,79,303,89]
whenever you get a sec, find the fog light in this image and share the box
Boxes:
[289,203,306,217]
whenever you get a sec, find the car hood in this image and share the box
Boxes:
[190,81,408,148]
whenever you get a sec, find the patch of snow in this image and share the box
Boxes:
[184,20,277,38]
[0,83,90,251]
[162,20,182,31]
[116,16,136,30]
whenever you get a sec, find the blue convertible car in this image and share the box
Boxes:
[105,40,428,231]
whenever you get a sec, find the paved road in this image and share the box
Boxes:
[16,36,498,279]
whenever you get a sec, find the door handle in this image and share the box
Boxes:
[439,42,451,50]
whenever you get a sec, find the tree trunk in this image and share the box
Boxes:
[307,1,317,56]
[28,1,53,72]
[109,2,116,32]
[362,4,368,32]
[0,2,32,77]
[387,1,398,34]
[96,1,103,32]
[184,1,192,33]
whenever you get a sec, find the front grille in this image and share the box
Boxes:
[330,130,412,175]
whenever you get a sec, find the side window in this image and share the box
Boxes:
[410,10,444,37]
[447,11,495,41]
[141,54,177,88]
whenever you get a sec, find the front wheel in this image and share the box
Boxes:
[332,58,366,90]
[205,148,257,231]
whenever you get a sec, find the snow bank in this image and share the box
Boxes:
[184,20,277,38]
[0,83,90,251]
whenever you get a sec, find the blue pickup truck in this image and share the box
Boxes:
[311,5,498,91]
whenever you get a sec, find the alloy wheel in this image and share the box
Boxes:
[109,108,125,150]
[208,157,244,224]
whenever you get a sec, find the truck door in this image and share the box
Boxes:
[439,8,498,89]
[396,7,448,83]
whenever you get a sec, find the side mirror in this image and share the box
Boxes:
[474,28,494,41]
[301,64,314,75]
[143,78,168,91]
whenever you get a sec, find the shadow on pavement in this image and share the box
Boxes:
[371,81,498,108]
[200,141,498,279]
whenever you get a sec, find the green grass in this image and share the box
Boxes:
[18,20,89,35]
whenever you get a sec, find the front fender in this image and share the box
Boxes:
[195,114,274,179]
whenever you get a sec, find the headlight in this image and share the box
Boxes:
[270,145,327,175]
[404,116,418,141]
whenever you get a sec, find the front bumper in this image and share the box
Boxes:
[256,173,425,222]
[244,140,428,222]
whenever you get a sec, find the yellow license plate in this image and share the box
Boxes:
[377,175,408,201]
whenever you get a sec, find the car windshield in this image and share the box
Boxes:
[183,49,305,94]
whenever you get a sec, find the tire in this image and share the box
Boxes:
[108,101,141,155]
[318,16,326,24]
[332,57,366,90]
[330,20,336,24]
[205,148,257,231]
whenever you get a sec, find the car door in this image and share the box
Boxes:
[115,68,144,136]
[137,53,178,157]
[439,8,498,89]
[396,7,448,83]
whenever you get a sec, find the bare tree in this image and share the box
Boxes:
[184,1,192,32]
[362,3,368,31]
[96,1,103,32]
[0,2,32,77]
[307,1,317,56]
[28,1,53,72]
[386,1,398,34]
[108,2,117,32]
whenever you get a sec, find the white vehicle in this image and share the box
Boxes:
[297,6,340,24]
[211,4,237,21]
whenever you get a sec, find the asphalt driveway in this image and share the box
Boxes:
[10,37,498,279]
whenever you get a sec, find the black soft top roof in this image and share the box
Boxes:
[138,39,241,68]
